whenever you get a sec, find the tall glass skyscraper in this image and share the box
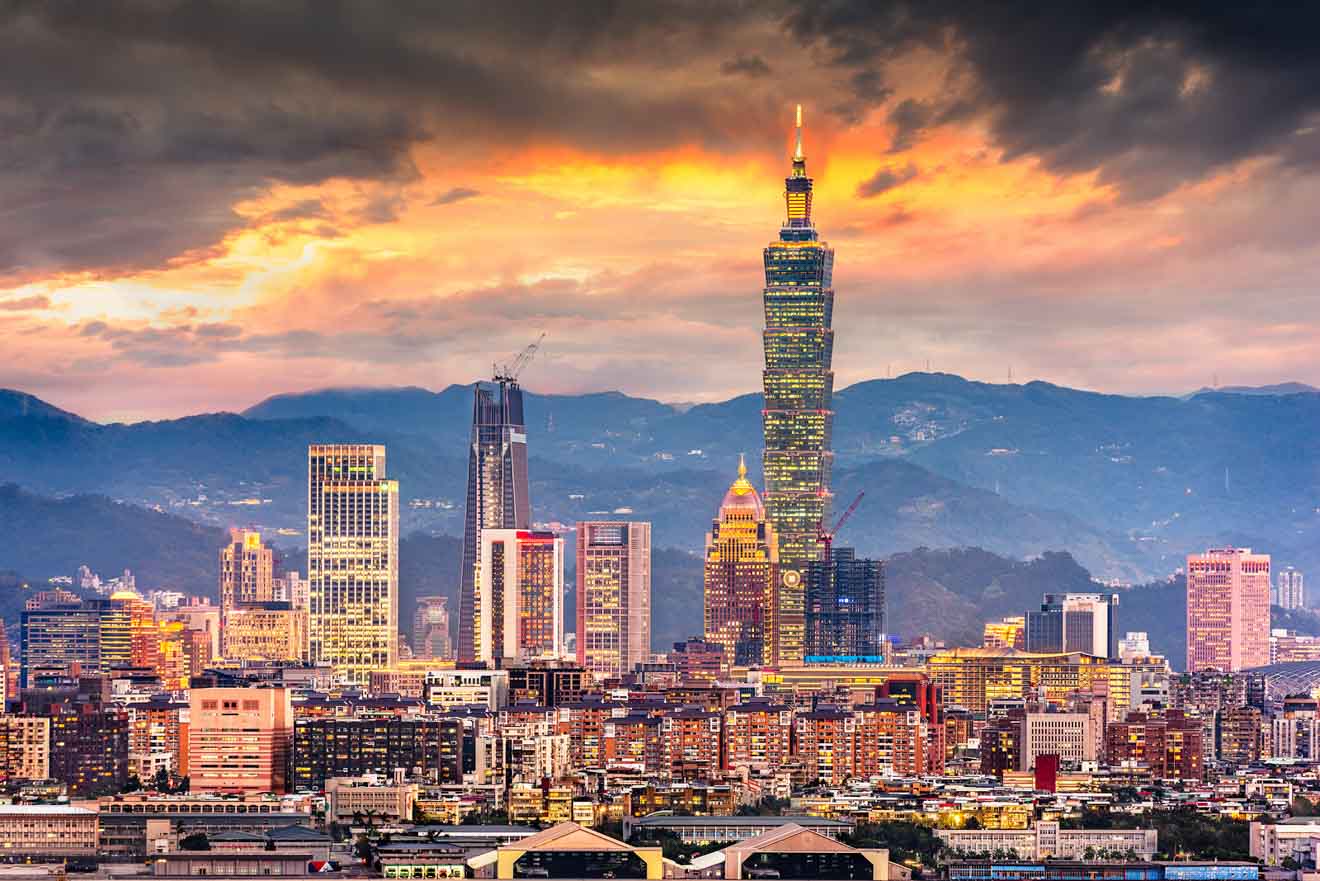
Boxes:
[761,105,834,665]
[307,444,399,685]
[457,379,531,663]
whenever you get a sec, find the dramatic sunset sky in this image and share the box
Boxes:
[3,2,1320,421]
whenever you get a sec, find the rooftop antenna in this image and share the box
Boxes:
[793,104,804,161]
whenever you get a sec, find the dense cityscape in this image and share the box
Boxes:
[0,101,1318,881]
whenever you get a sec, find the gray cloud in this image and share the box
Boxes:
[856,162,919,198]
[431,187,481,206]
[786,1,1320,198]
[5,0,1320,284]
[720,54,772,77]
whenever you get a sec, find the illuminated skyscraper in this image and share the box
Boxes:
[576,521,652,679]
[761,105,834,665]
[475,529,563,665]
[219,529,274,614]
[457,380,531,663]
[307,444,399,685]
[703,457,779,667]
[1186,547,1270,672]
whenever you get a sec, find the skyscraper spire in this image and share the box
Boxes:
[793,104,804,163]
[784,105,813,225]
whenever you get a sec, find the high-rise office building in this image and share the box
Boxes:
[188,687,293,794]
[703,458,778,668]
[1186,547,1271,672]
[412,596,453,660]
[20,600,102,688]
[1025,593,1118,658]
[576,521,652,679]
[219,529,274,613]
[307,444,400,685]
[804,548,885,659]
[1276,567,1305,610]
[457,380,531,663]
[475,529,563,665]
[761,105,835,666]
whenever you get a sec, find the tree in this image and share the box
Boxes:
[179,833,210,851]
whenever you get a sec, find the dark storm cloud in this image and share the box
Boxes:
[7,0,1320,283]
[0,0,777,280]
[786,1,1320,198]
[855,163,919,198]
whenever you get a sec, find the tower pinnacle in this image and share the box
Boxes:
[793,104,804,162]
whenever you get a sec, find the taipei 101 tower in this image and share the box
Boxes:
[761,105,834,666]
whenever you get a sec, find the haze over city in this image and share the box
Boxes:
[4,3,1320,420]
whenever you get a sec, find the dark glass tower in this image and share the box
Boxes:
[762,105,834,665]
[805,548,885,659]
[456,378,531,663]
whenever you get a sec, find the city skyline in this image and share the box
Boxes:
[6,4,1320,421]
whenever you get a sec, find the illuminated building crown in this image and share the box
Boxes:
[784,104,814,236]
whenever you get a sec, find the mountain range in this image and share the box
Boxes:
[5,373,1319,585]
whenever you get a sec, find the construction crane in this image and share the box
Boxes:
[493,332,546,384]
[818,491,865,563]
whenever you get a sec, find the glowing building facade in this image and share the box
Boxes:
[219,529,274,614]
[576,521,652,680]
[1186,547,1271,672]
[307,444,399,685]
[702,458,778,667]
[457,380,532,663]
[475,529,564,665]
[761,106,834,665]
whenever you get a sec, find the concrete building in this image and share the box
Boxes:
[1022,712,1095,770]
[219,529,273,614]
[476,529,565,665]
[222,602,309,662]
[0,805,98,857]
[423,669,508,711]
[1251,818,1320,865]
[307,444,400,686]
[1270,696,1320,761]
[1186,547,1270,672]
[938,821,1157,861]
[1276,567,1305,610]
[1118,632,1152,661]
[576,521,651,680]
[1025,593,1118,658]
[0,715,50,782]
[326,772,418,823]
[188,687,293,794]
